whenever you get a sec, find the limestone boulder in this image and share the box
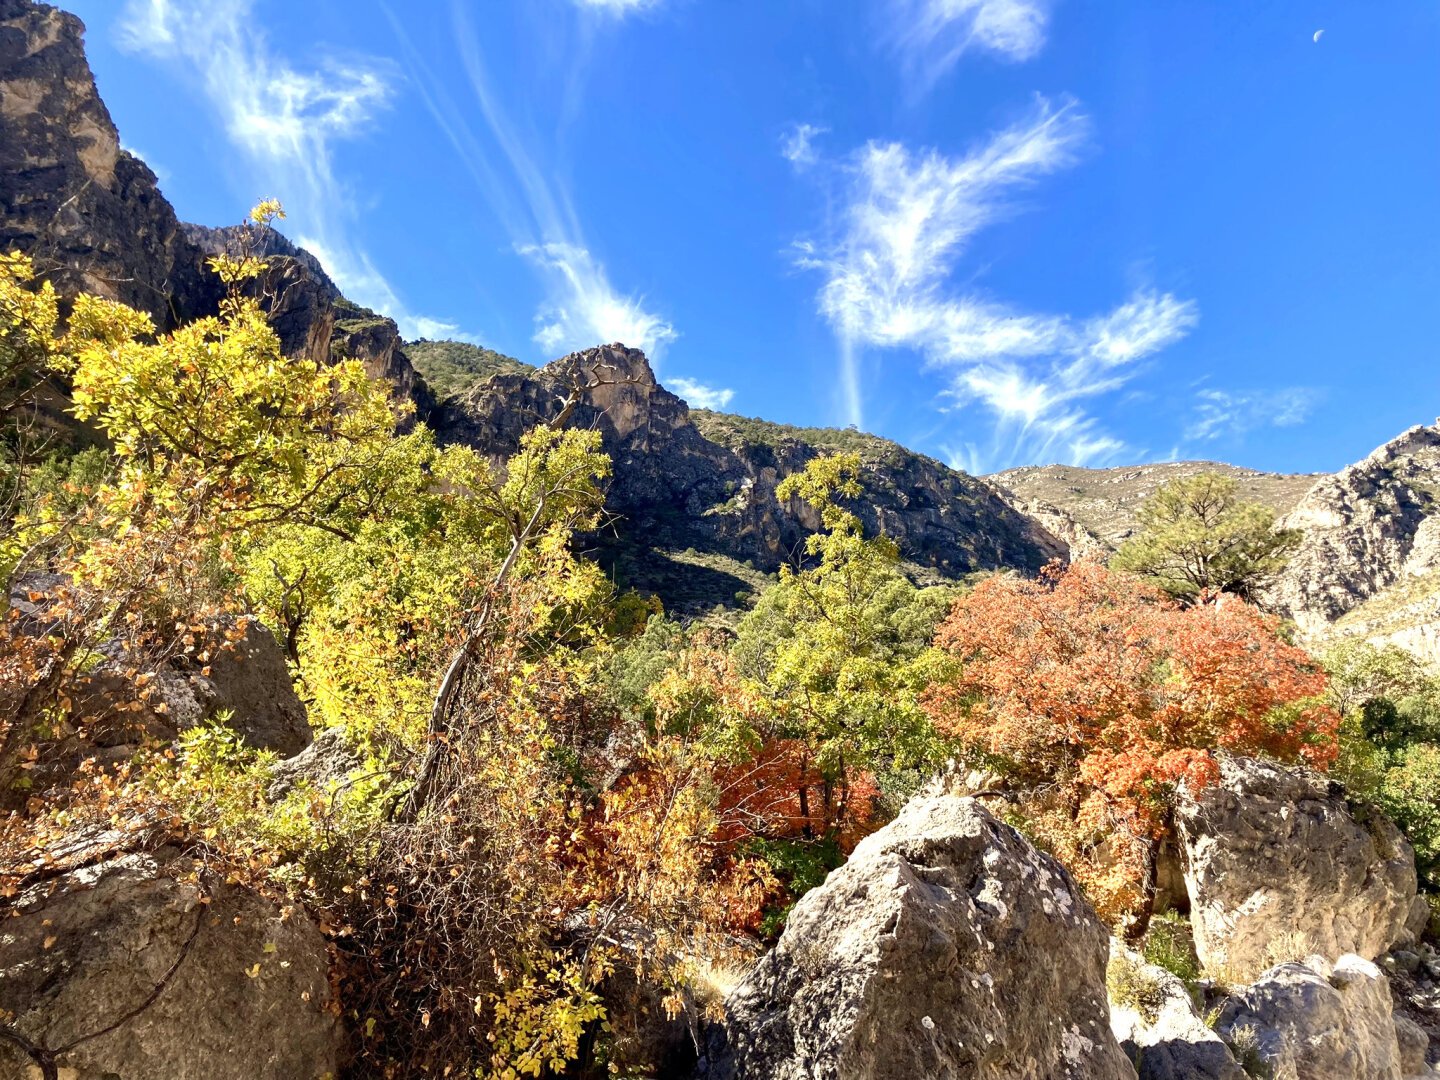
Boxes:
[0,842,340,1080]
[1215,955,1408,1080]
[1176,755,1418,982]
[190,615,310,756]
[267,726,361,801]
[1107,942,1246,1080]
[703,795,1137,1080]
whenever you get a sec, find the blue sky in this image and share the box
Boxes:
[64,0,1440,475]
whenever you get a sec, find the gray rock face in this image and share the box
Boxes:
[79,615,311,758]
[1395,1015,1432,1077]
[1215,955,1407,1080]
[1175,755,1419,983]
[0,842,340,1080]
[191,616,312,757]
[266,725,360,801]
[439,345,1067,612]
[705,795,1137,1080]
[1269,424,1440,638]
[1107,943,1246,1080]
[2,597,310,808]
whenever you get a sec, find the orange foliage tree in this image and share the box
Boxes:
[924,561,1338,927]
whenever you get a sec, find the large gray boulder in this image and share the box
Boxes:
[0,841,340,1080]
[191,616,311,756]
[704,795,1137,1080]
[67,613,310,758]
[1106,943,1246,1080]
[1215,955,1411,1080]
[1176,755,1420,982]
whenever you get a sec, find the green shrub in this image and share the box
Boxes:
[1143,911,1201,983]
[745,835,843,939]
[1106,952,1167,1024]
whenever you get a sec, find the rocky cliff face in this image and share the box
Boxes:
[1268,424,1440,656]
[0,1,431,417]
[182,224,433,417]
[437,344,1067,611]
[0,0,222,330]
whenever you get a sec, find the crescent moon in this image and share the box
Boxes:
[1313,29,1325,43]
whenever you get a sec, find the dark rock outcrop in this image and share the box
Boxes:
[182,224,433,419]
[0,2,432,422]
[0,840,341,1080]
[0,0,222,330]
[703,795,1137,1079]
[439,344,1067,610]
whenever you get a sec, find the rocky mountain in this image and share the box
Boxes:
[1268,424,1440,661]
[436,343,1066,612]
[989,460,1323,560]
[0,1,1064,615]
[0,0,222,330]
[0,0,430,416]
[5,0,1440,647]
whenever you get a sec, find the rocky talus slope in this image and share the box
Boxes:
[436,344,1067,611]
[988,460,1321,560]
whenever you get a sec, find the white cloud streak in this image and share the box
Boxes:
[520,243,677,357]
[1185,387,1319,442]
[667,377,735,411]
[117,0,469,343]
[781,123,827,170]
[572,0,659,13]
[383,0,676,361]
[799,95,1198,471]
[889,0,1050,89]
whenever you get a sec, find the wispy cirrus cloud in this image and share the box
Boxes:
[781,123,827,170]
[572,0,659,14]
[667,377,735,411]
[520,243,677,358]
[1185,387,1320,442]
[383,0,676,361]
[889,0,1051,90]
[116,0,469,342]
[795,95,1198,471]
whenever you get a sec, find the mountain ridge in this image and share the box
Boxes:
[3,0,1439,647]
